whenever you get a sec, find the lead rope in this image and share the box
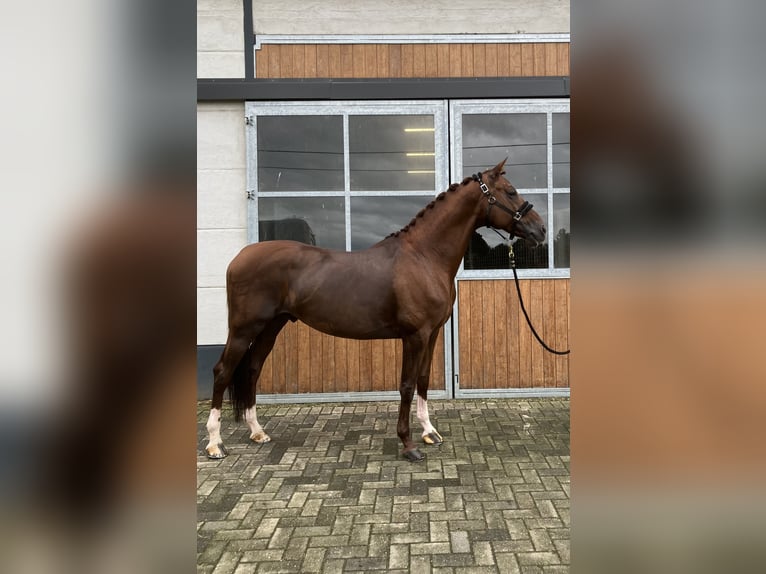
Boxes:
[487,228,571,355]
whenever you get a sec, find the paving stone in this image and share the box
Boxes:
[409,554,432,573]
[224,539,269,553]
[343,557,388,571]
[210,550,240,574]
[309,535,349,548]
[388,544,409,570]
[473,540,495,566]
[554,538,570,564]
[198,398,569,574]
[239,549,284,563]
[495,552,522,573]
[301,547,326,573]
[368,533,391,557]
[212,529,256,541]
[516,551,563,566]
[430,553,474,568]
[410,541,452,555]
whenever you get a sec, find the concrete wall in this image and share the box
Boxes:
[252,0,570,35]
[197,0,244,78]
[197,102,247,345]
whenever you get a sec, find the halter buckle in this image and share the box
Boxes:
[479,181,490,195]
[513,212,522,221]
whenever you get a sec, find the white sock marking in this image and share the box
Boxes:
[245,405,267,439]
[417,395,435,436]
[206,408,222,449]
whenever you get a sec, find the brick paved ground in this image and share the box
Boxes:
[197,398,569,573]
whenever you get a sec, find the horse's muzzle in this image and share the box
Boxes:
[520,224,546,246]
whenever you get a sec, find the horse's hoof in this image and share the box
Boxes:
[423,431,443,446]
[206,443,228,459]
[250,432,271,444]
[402,448,425,462]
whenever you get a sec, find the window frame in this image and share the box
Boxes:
[450,99,570,279]
[245,100,450,250]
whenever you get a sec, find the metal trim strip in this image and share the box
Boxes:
[253,33,571,50]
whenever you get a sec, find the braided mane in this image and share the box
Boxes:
[385,176,474,239]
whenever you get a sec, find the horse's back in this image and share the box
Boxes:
[227,240,321,280]
[226,240,402,338]
[229,239,396,279]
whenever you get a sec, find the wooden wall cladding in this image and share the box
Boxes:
[259,323,447,395]
[457,279,569,389]
[255,43,569,79]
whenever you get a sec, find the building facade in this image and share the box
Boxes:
[197,1,570,401]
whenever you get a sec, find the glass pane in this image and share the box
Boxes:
[350,196,431,250]
[553,113,570,187]
[257,115,344,191]
[258,197,345,250]
[462,114,547,189]
[464,193,549,269]
[350,115,435,191]
[553,194,570,268]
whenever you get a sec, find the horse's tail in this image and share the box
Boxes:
[229,344,254,422]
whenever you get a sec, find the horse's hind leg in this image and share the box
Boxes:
[416,329,443,446]
[206,331,251,459]
[243,315,289,444]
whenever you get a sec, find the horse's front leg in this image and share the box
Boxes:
[416,395,443,446]
[416,329,443,446]
[398,333,429,462]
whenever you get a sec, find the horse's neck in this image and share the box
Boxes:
[405,184,484,277]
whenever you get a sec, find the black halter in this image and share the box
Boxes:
[471,173,533,234]
[472,173,570,356]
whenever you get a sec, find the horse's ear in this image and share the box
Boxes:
[489,158,507,180]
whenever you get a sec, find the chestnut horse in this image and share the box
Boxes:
[205,159,546,461]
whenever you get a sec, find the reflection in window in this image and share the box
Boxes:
[553,194,570,268]
[350,115,435,191]
[350,196,430,250]
[257,115,344,191]
[462,114,547,189]
[464,193,549,269]
[258,197,345,250]
[553,113,570,188]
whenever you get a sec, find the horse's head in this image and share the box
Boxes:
[475,159,546,245]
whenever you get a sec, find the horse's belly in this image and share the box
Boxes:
[293,302,400,340]
[308,319,400,340]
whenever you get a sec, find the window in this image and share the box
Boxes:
[451,100,570,278]
[246,101,448,250]
[246,100,568,277]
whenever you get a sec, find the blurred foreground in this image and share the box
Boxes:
[573,1,766,572]
[0,1,196,573]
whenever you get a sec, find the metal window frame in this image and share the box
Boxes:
[246,100,450,246]
[253,33,570,50]
[244,99,453,398]
[449,99,570,280]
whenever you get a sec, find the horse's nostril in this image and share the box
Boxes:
[541,225,546,235]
